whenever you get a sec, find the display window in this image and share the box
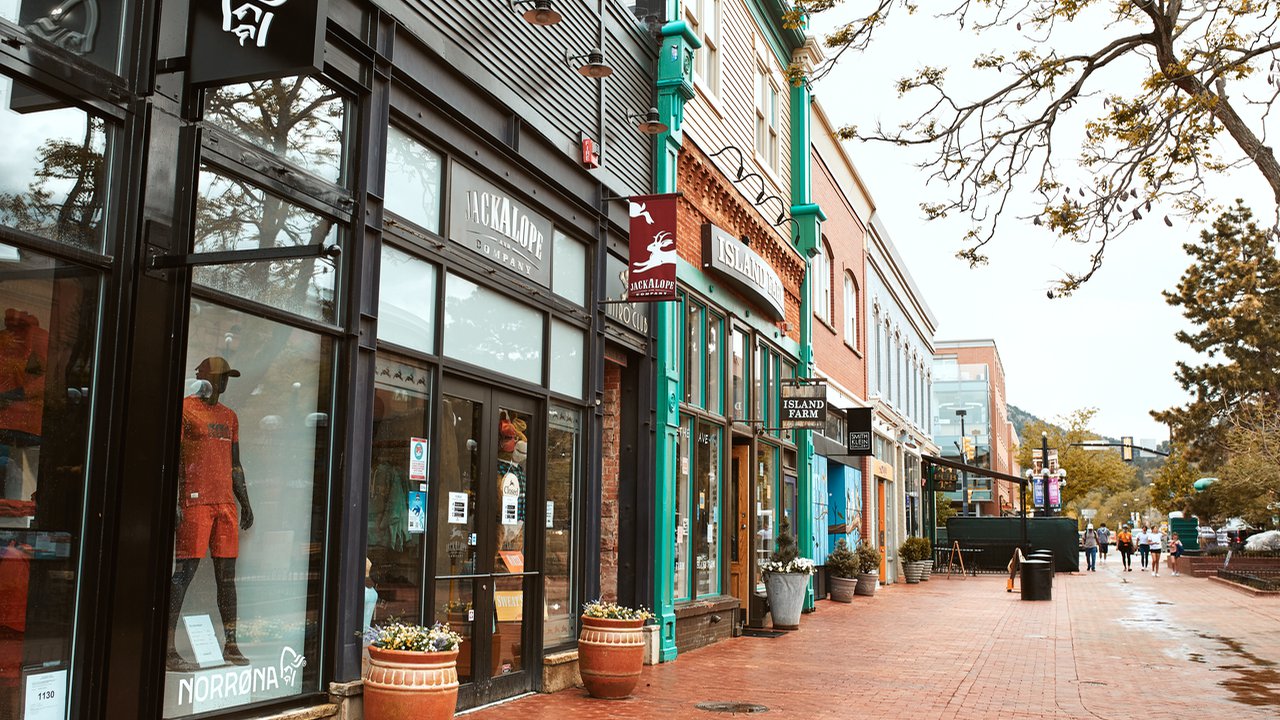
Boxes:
[754,443,777,594]
[1,0,129,74]
[0,242,103,720]
[163,301,332,717]
[675,416,723,601]
[542,406,579,648]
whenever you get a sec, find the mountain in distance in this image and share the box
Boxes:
[1007,403,1120,445]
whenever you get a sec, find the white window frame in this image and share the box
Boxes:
[686,0,721,96]
[755,64,779,171]
[812,241,831,325]
[843,274,858,348]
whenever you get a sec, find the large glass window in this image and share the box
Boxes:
[730,328,747,421]
[694,421,720,596]
[674,420,691,600]
[204,77,348,185]
[754,444,777,592]
[377,245,437,354]
[683,299,702,407]
[0,76,112,253]
[551,231,586,306]
[0,243,101,720]
[543,406,579,647]
[705,311,723,415]
[164,301,331,717]
[443,273,542,385]
[549,320,584,399]
[384,126,443,234]
[193,167,340,323]
[1,1,127,74]
[366,354,430,627]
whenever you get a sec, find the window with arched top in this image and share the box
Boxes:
[843,273,858,349]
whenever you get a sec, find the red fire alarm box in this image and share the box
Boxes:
[580,135,600,168]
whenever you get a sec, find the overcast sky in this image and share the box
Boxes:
[809,5,1278,442]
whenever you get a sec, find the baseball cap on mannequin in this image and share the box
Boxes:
[196,356,241,378]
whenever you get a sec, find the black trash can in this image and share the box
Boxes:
[1028,550,1055,576]
[1020,559,1052,601]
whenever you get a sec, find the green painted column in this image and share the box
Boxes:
[652,17,699,663]
[788,40,824,612]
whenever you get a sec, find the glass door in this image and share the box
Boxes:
[434,377,539,708]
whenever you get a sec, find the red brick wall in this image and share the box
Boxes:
[600,361,622,603]
[676,144,805,344]
[810,152,868,400]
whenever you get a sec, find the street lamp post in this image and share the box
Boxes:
[1041,432,1051,517]
[956,409,969,517]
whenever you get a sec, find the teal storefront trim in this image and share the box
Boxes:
[675,258,800,358]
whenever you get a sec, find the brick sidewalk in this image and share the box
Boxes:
[461,559,1280,720]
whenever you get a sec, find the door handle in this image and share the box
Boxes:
[481,583,488,591]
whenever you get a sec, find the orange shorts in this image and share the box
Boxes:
[176,503,240,559]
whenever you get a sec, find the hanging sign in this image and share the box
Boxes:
[187,0,328,87]
[846,407,873,456]
[780,382,827,430]
[449,164,553,286]
[626,194,680,301]
[701,223,785,320]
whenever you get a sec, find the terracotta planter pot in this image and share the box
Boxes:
[854,573,878,596]
[578,616,645,699]
[828,575,856,603]
[364,647,459,720]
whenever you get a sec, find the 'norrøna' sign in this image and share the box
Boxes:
[701,223,785,320]
[449,164,553,287]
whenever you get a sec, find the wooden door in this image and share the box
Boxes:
[729,444,751,609]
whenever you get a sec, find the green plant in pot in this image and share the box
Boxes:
[826,539,859,603]
[761,516,815,629]
[899,536,932,584]
[854,543,881,596]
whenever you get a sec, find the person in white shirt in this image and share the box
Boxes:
[1148,528,1163,576]
[1137,526,1151,570]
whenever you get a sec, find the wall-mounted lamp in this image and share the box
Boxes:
[569,48,613,78]
[511,0,562,25]
[628,107,668,135]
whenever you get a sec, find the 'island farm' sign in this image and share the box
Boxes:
[780,382,827,431]
[449,164,553,287]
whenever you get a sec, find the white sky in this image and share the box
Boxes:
[809,4,1278,441]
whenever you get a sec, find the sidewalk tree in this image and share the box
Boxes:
[1214,402,1280,528]
[786,0,1280,295]
[1017,408,1136,507]
[1149,447,1199,516]
[1152,202,1280,465]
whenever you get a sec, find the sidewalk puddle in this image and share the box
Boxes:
[695,701,769,714]
[1197,633,1280,708]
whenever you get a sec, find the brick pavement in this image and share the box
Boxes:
[461,558,1280,720]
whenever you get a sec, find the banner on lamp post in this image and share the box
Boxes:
[626,194,679,302]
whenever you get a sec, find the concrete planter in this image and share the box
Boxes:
[828,575,856,603]
[902,562,922,583]
[854,573,878,596]
[918,561,933,581]
[765,572,809,630]
[364,647,458,720]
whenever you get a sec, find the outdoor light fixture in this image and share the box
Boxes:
[569,49,613,78]
[511,0,562,25]
[628,107,668,135]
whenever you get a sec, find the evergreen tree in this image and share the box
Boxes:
[1152,202,1280,465]
[772,516,799,566]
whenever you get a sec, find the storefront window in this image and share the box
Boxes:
[0,243,101,720]
[543,407,579,647]
[683,300,702,407]
[752,340,764,425]
[443,273,542,385]
[705,312,722,416]
[754,444,776,593]
[549,320,583,399]
[377,245,437,354]
[674,420,691,600]
[366,354,431,628]
[551,231,586,306]
[193,167,340,323]
[204,77,348,185]
[694,421,720,596]
[384,126,443,234]
[163,301,331,717]
[0,76,111,253]
[1,1,126,74]
[730,328,746,420]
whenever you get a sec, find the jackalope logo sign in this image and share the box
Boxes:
[626,194,679,302]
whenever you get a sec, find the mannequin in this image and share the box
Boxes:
[166,356,255,671]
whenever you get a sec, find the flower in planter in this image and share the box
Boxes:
[581,599,655,622]
[365,621,463,653]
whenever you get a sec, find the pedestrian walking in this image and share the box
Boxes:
[1169,532,1184,576]
[1083,524,1099,571]
[1138,525,1151,570]
[1097,523,1111,563]
[1149,527,1163,577]
[1116,525,1134,571]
